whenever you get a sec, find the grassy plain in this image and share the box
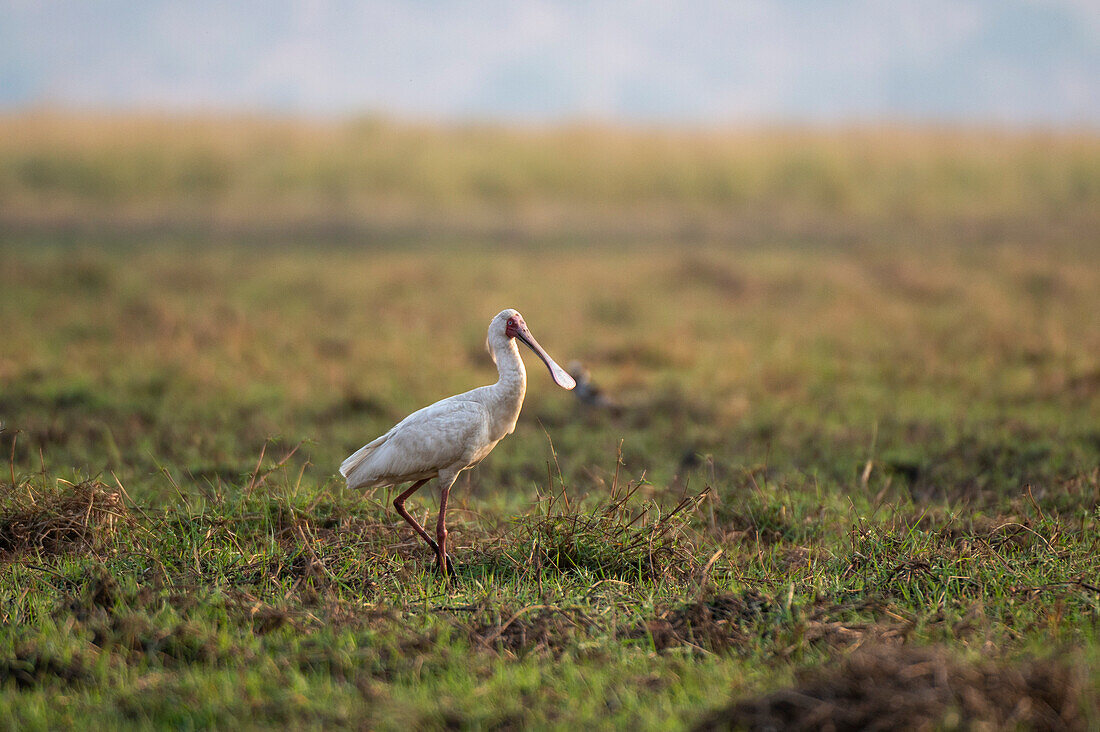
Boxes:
[1,113,1099,728]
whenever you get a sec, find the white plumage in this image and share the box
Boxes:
[340,309,575,576]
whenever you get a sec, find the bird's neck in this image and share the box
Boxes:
[488,337,526,436]
[492,337,526,394]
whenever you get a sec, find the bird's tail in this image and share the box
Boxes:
[339,432,389,481]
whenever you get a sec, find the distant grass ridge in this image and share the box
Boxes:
[1,113,1098,241]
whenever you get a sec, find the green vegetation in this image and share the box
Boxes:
[0,114,1098,728]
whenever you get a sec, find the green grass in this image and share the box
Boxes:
[1,115,1099,728]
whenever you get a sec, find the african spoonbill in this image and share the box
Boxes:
[340,309,576,576]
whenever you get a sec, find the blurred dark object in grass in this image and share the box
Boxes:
[567,360,622,416]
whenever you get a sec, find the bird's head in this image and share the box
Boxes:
[490,309,576,390]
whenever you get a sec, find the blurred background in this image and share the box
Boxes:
[2,8,1098,727]
[1,1,1098,499]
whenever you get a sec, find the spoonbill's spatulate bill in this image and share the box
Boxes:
[340,309,576,577]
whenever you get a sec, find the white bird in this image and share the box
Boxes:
[340,309,576,576]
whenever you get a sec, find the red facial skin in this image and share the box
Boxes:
[505,316,523,339]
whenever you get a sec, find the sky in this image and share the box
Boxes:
[1,0,1098,125]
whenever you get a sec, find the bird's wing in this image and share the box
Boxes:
[342,397,491,487]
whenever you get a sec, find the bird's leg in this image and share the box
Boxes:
[436,472,458,578]
[393,479,439,555]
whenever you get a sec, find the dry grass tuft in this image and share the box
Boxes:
[695,644,1095,731]
[0,479,129,558]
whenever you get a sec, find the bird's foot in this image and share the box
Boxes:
[435,553,457,579]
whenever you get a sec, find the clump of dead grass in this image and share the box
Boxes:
[695,644,1094,731]
[0,478,129,558]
